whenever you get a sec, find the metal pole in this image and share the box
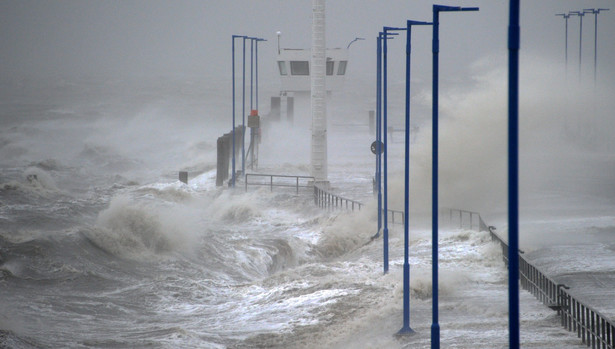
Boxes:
[570,11,584,82]
[556,13,570,77]
[277,31,281,55]
[250,39,254,112]
[508,0,520,347]
[431,9,440,346]
[376,34,383,239]
[583,9,610,87]
[231,35,243,187]
[232,36,235,187]
[383,29,389,275]
[254,38,266,170]
[431,6,478,348]
[382,26,405,276]
[565,16,569,73]
[249,38,254,172]
[592,11,597,86]
[256,40,260,110]
[579,13,583,82]
[399,19,431,336]
[242,37,247,179]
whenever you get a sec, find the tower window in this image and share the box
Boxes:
[337,61,347,75]
[290,61,309,75]
[278,61,287,75]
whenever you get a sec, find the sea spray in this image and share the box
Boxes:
[85,195,198,259]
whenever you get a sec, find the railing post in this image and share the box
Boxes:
[583,306,591,347]
[591,310,596,349]
[576,300,581,337]
[600,318,605,349]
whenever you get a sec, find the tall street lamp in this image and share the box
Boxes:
[569,11,585,82]
[382,26,406,275]
[398,19,432,337]
[255,38,266,111]
[583,8,609,86]
[231,35,246,187]
[241,36,249,179]
[375,31,397,247]
[431,5,478,348]
[375,32,384,242]
[508,0,520,348]
[555,13,571,76]
[248,37,266,170]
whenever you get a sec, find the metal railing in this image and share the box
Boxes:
[386,209,405,225]
[245,174,314,194]
[314,184,364,211]
[313,184,404,224]
[488,227,615,349]
[560,286,615,348]
[445,208,489,232]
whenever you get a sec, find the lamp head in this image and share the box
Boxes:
[434,5,479,12]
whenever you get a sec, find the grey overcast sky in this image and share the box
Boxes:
[1,0,614,83]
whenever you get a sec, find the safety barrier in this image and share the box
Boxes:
[560,288,615,348]
[313,184,404,224]
[245,174,314,194]
[488,227,614,349]
[314,184,364,211]
[445,208,489,232]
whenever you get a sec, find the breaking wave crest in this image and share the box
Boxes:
[210,191,262,222]
[315,205,377,259]
[82,196,190,259]
[0,167,59,195]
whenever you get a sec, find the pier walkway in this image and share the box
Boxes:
[242,171,614,348]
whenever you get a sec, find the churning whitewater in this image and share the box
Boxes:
[1,74,611,348]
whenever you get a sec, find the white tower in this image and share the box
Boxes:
[310,0,328,183]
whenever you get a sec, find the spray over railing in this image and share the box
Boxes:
[313,184,404,224]
[445,208,490,232]
[488,226,615,349]
[245,174,314,194]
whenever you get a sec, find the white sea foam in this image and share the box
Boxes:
[84,195,198,259]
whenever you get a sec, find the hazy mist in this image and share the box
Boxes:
[2,0,614,220]
[1,0,614,84]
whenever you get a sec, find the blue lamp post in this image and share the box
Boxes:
[231,35,246,187]
[255,38,266,111]
[242,36,248,179]
[250,38,254,115]
[508,1,520,348]
[569,11,585,82]
[431,5,478,348]
[583,8,609,86]
[398,19,432,337]
[248,37,266,170]
[555,13,570,76]
[375,33,383,241]
[382,26,406,275]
